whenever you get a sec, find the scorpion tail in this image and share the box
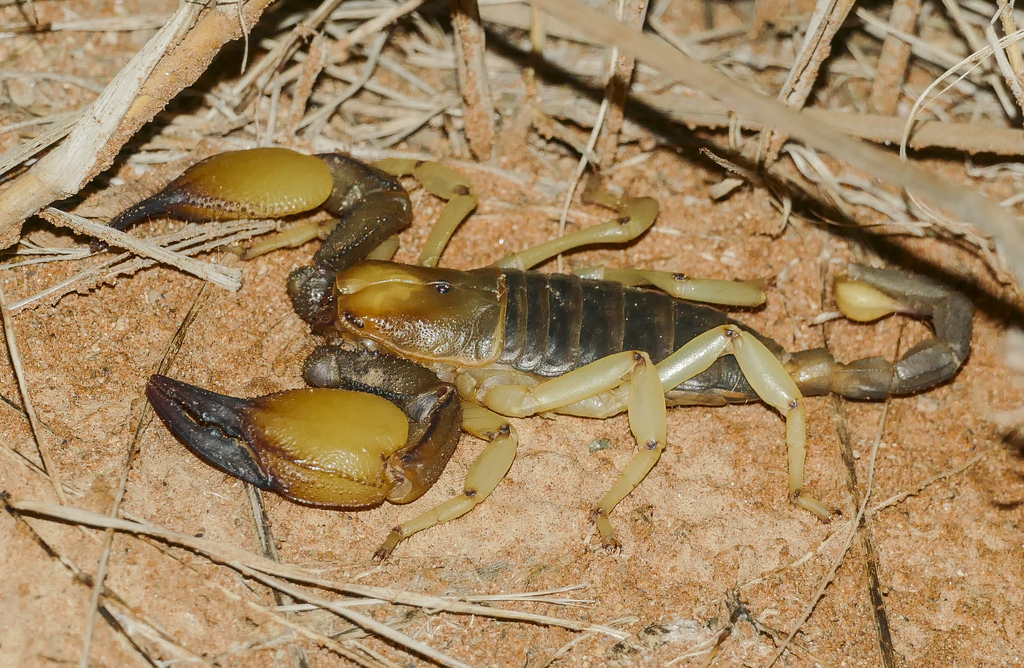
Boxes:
[785,264,972,400]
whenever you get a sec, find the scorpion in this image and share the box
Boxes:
[110,147,973,559]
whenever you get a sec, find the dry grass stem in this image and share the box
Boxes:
[899,31,1024,159]
[232,567,475,668]
[0,282,66,505]
[8,220,274,312]
[868,447,992,515]
[101,596,212,665]
[869,0,918,115]
[547,88,1024,154]
[35,208,242,291]
[1,496,211,665]
[0,68,105,93]
[452,0,496,158]
[762,0,856,160]
[297,33,389,134]
[1,14,170,34]
[235,596,387,668]
[985,15,1024,113]
[11,499,628,639]
[0,1,204,246]
[0,111,81,179]
[767,402,891,667]
[856,8,983,83]
[938,0,1016,116]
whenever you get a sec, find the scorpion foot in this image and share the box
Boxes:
[374,530,403,561]
[591,508,622,553]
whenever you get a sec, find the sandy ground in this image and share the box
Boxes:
[3,1,1024,667]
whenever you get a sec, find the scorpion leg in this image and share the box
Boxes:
[374,402,520,560]
[655,325,833,519]
[481,350,667,548]
[553,326,834,526]
[488,186,763,308]
[492,192,659,271]
[236,217,343,260]
[591,355,667,548]
[786,264,972,399]
[573,266,767,307]
[373,158,480,268]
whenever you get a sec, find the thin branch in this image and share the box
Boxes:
[36,208,242,291]
[0,282,67,505]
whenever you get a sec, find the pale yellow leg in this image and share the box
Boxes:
[232,218,340,260]
[547,325,834,523]
[652,325,834,520]
[234,222,400,262]
[482,350,649,416]
[573,266,766,307]
[373,158,479,268]
[481,351,668,548]
[374,402,518,560]
[492,195,658,271]
[591,353,666,548]
[364,236,400,261]
[373,160,658,273]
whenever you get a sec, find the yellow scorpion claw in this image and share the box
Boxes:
[148,374,414,508]
[148,346,464,511]
[110,148,334,232]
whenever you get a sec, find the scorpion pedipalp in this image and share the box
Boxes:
[109,148,335,232]
[148,346,466,512]
[302,345,465,505]
[147,374,415,508]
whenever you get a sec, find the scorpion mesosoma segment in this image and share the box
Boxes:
[116,147,973,559]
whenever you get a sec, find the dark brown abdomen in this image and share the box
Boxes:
[494,269,769,403]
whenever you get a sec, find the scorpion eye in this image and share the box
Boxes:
[434,281,451,295]
[343,312,364,329]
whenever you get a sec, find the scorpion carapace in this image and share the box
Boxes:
[118,148,973,558]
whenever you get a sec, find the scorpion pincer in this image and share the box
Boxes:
[113,147,973,559]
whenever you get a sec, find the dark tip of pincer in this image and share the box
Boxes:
[146,375,271,489]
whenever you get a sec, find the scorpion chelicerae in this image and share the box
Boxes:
[111,147,973,559]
